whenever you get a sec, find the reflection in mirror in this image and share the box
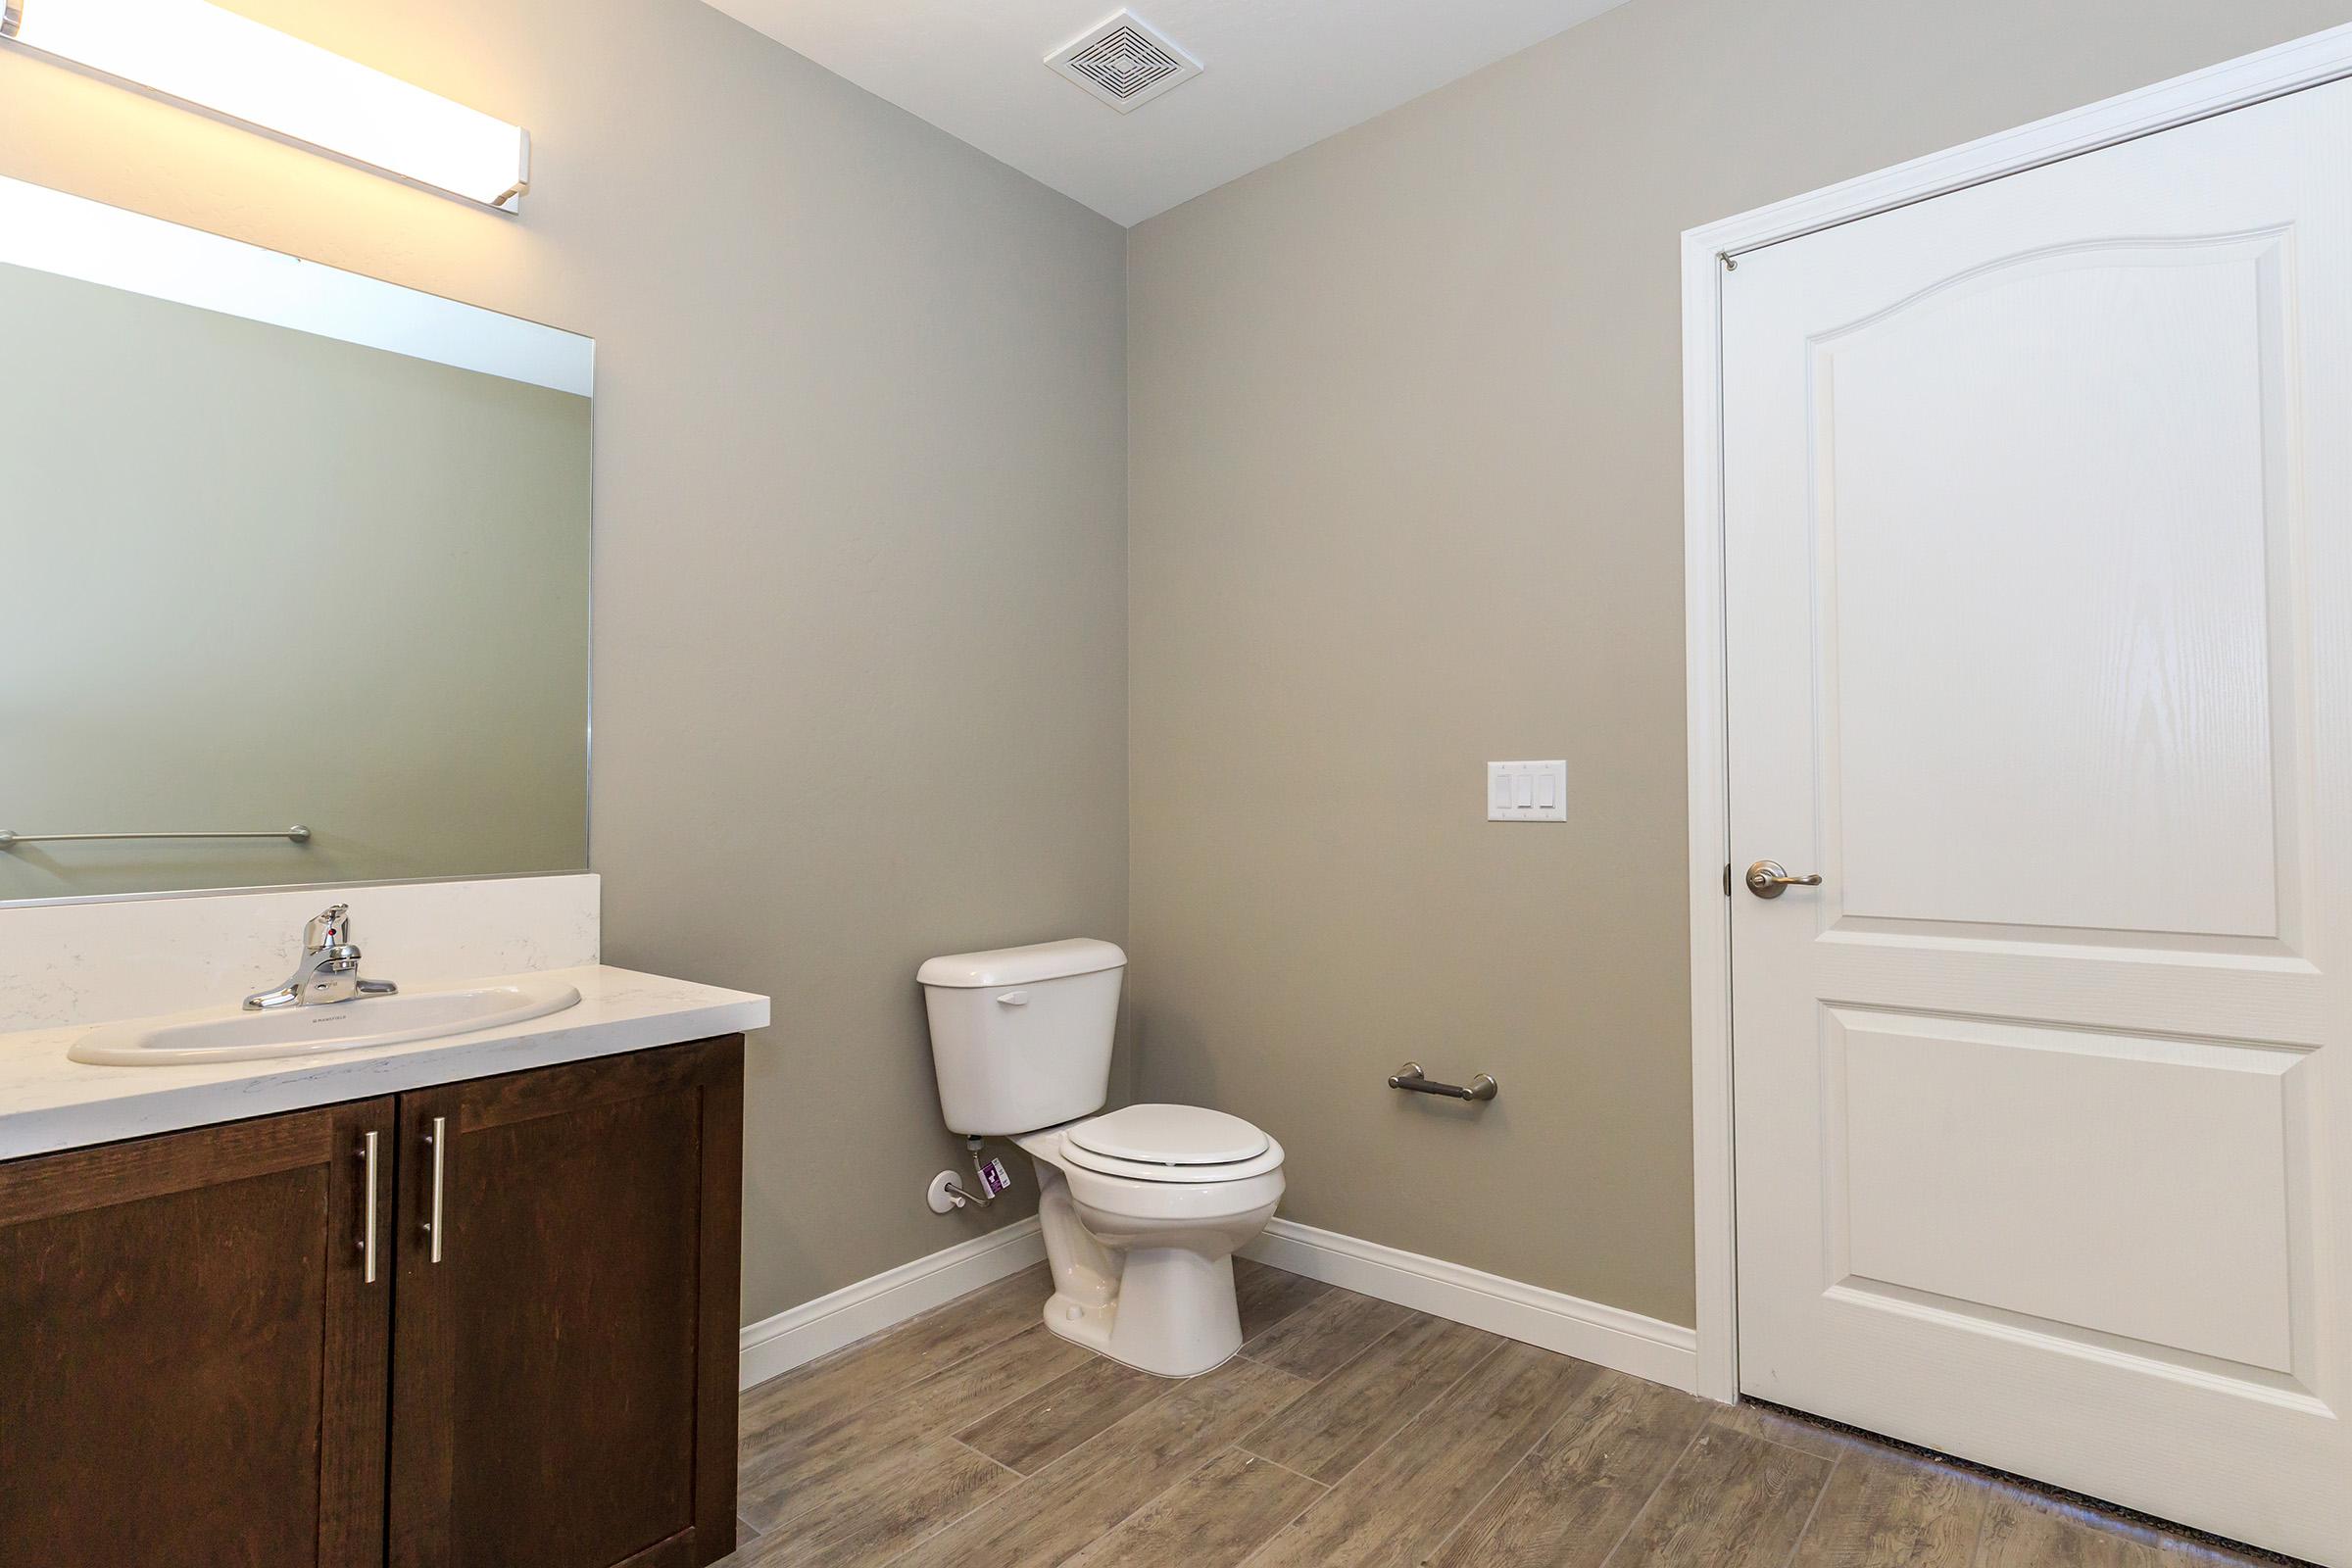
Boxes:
[0,176,592,903]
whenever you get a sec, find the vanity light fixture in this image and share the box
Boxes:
[0,0,531,211]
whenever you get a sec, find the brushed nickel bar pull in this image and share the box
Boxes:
[0,824,311,849]
[1389,1062,1499,1102]
[359,1130,380,1284]
[424,1116,447,1263]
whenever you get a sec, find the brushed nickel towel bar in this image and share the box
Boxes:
[0,825,311,850]
[1389,1061,1499,1102]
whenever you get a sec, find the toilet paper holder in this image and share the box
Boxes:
[1389,1061,1498,1102]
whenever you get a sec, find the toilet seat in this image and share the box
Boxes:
[1054,1104,1284,1184]
[1069,1104,1267,1164]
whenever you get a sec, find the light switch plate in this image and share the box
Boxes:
[1488,760,1567,822]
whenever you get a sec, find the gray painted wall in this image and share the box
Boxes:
[1126,0,2352,1328]
[0,0,1125,1323]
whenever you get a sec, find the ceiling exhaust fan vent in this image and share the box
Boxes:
[1047,12,1201,114]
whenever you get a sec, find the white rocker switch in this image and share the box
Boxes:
[1488,760,1567,822]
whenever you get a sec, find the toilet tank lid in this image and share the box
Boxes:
[917,938,1127,989]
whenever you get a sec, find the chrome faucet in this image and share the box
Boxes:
[243,904,400,1010]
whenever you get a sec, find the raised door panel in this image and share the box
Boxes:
[388,1037,743,1568]
[0,1099,393,1568]
[1828,1007,2306,1380]
[1820,237,2295,943]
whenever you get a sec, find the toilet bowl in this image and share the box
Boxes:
[915,940,1288,1379]
[1016,1105,1285,1376]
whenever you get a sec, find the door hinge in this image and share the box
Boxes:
[1723,861,1734,898]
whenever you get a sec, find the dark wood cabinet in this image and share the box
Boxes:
[0,1035,742,1568]
[0,1096,394,1568]
[389,1038,742,1568]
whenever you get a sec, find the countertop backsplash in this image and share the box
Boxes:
[0,873,600,1032]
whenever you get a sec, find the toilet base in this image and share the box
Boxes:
[1039,1249,1243,1378]
[1029,1153,1260,1378]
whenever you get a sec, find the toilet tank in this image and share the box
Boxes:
[917,939,1125,1136]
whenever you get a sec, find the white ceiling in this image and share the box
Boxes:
[705,0,1634,226]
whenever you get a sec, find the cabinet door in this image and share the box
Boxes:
[388,1037,743,1568]
[0,1099,395,1568]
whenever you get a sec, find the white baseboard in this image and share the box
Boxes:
[1240,1218,1700,1394]
[738,1213,1698,1397]
[738,1217,1046,1391]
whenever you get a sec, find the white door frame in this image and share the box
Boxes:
[1679,22,2352,1405]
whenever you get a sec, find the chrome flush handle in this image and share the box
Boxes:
[1744,860,1825,899]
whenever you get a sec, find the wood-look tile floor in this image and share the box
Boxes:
[720,1259,2296,1568]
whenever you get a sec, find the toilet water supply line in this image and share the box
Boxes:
[941,1136,1013,1210]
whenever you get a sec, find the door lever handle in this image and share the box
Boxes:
[1744,860,1824,899]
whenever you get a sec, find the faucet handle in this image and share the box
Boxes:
[304,904,352,953]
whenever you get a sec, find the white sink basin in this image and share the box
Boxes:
[69,978,584,1065]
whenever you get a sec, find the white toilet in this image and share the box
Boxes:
[918,938,1285,1378]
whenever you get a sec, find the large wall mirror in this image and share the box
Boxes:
[0,177,591,904]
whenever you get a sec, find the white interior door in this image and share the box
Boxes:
[1724,77,2352,1565]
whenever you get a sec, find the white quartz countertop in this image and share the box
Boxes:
[0,964,769,1161]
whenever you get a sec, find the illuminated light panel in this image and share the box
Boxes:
[1,0,530,211]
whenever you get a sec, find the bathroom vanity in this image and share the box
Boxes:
[0,961,766,1568]
[0,169,769,1568]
